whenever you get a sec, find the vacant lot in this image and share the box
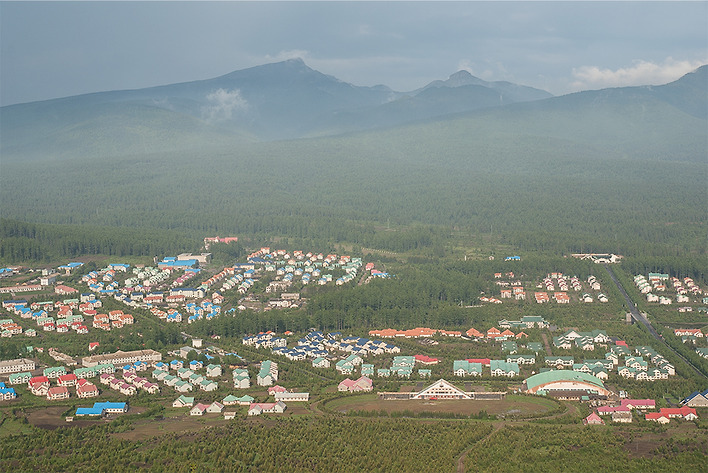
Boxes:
[620,423,708,459]
[112,404,311,441]
[324,394,557,418]
[24,406,96,430]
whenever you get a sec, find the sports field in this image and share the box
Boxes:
[324,393,558,418]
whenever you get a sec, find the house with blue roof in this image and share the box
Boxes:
[75,401,128,417]
[0,386,17,400]
[683,389,708,408]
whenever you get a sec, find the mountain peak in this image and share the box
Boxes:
[446,70,485,87]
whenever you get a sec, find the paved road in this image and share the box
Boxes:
[602,264,706,379]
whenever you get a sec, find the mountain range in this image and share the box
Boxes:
[1,58,706,162]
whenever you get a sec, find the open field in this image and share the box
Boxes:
[110,404,311,441]
[324,393,558,418]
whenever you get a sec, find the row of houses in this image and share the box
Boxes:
[634,273,704,304]
[453,359,520,377]
[24,375,99,399]
[2,299,93,336]
[673,328,705,345]
[552,329,610,351]
[247,330,402,375]
[151,369,197,393]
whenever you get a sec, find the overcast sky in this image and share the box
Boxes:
[1,1,706,106]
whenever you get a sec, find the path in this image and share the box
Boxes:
[540,332,552,355]
[455,399,578,473]
[456,423,503,473]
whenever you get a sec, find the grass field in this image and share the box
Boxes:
[324,393,558,418]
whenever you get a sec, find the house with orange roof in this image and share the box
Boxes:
[535,292,550,303]
[500,329,516,340]
[486,327,503,339]
[466,328,484,339]
[438,330,461,337]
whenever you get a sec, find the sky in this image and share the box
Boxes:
[1,1,707,106]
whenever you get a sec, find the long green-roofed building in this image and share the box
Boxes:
[523,370,611,396]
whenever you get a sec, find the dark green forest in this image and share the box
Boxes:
[2,127,706,265]
[0,415,705,473]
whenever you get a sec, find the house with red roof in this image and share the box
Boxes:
[57,373,78,387]
[248,401,287,416]
[645,412,670,424]
[338,376,373,393]
[29,376,50,396]
[597,405,630,416]
[76,379,99,398]
[47,386,70,401]
[190,403,210,416]
[414,355,439,365]
[620,399,655,410]
[466,358,491,367]
[660,407,698,420]
[583,411,605,425]
[268,385,287,395]
[55,285,78,295]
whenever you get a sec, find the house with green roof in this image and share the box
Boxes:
[43,366,67,378]
[172,395,194,408]
[361,364,375,376]
[553,337,572,350]
[453,360,482,377]
[490,360,519,377]
[312,357,330,368]
[391,366,413,378]
[545,356,574,368]
[521,316,549,328]
[574,337,595,351]
[222,394,240,406]
[526,342,544,353]
[507,354,536,365]
[611,345,631,357]
[8,372,32,385]
[336,359,355,375]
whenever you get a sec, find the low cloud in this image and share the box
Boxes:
[202,88,248,122]
[265,49,310,62]
[570,58,706,91]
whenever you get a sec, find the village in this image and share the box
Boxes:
[1,249,707,431]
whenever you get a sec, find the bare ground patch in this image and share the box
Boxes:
[620,424,708,459]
